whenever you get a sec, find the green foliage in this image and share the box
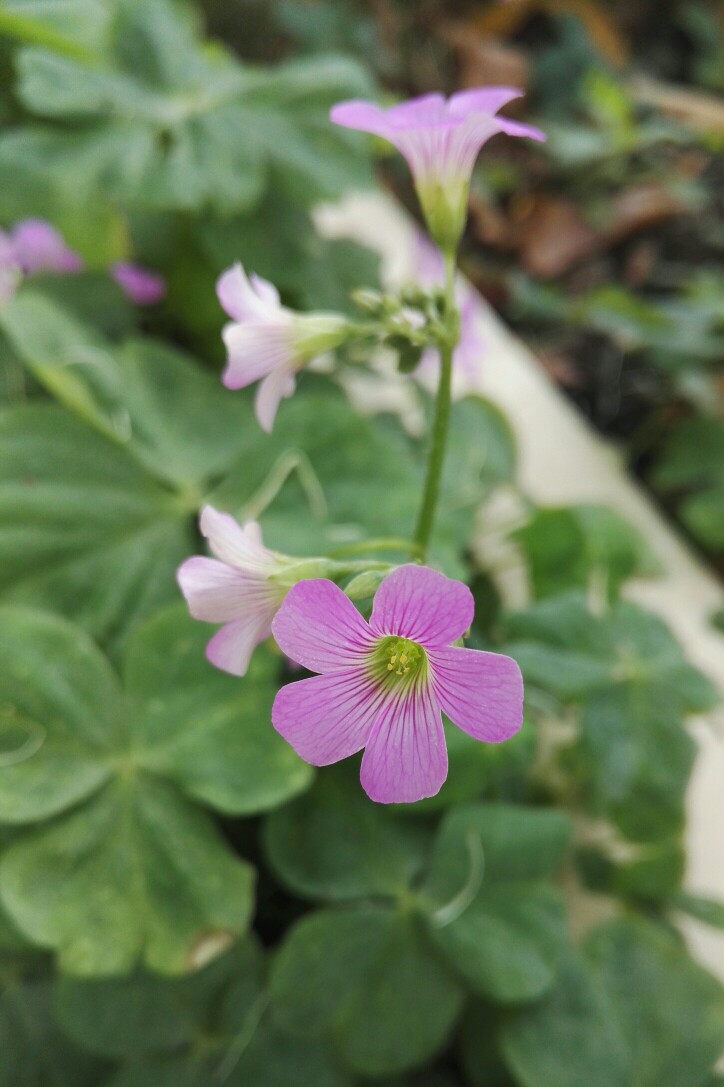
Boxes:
[652,417,724,551]
[504,592,716,840]
[512,504,660,600]
[8,0,372,214]
[270,906,465,1076]
[421,804,570,1002]
[0,0,721,1080]
[264,763,431,900]
[0,606,313,975]
[501,918,724,1087]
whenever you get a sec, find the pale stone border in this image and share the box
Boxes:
[317,191,724,979]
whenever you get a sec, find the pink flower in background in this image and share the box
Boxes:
[177,505,288,677]
[331,88,544,250]
[217,262,348,432]
[9,218,83,275]
[271,564,523,803]
[414,233,486,390]
[111,262,166,306]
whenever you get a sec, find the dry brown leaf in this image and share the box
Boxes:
[516,196,601,277]
[444,27,530,91]
[604,183,685,244]
[472,0,628,65]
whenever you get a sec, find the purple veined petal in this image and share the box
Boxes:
[199,506,277,572]
[254,366,296,433]
[221,321,296,390]
[428,646,523,742]
[329,99,394,138]
[10,219,83,274]
[272,667,383,765]
[369,564,474,649]
[385,93,449,129]
[110,262,165,305]
[360,683,447,803]
[216,262,280,322]
[272,579,376,673]
[495,116,546,142]
[176,556,278,623]
[448,86,523,118]
[205,612,274,677]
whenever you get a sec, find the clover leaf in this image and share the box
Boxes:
[0,606,311,975]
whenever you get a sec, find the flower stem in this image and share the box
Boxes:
[411,251,459,561]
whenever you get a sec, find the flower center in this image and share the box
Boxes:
[369,635,427,688]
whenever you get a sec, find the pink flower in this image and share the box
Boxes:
[9,218,83,275]
[217,262,348,432]
[271,564,523,803]
[177,505,289,677]
[111,262,166,305]
[330,88,544,250]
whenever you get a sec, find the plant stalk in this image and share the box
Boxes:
[411,251,459,561]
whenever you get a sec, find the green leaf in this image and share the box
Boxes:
[0,296,245,485]
[0,607,121,823]
[0,403,191,653]
[270,907,464,1076]
[126,606,313,815]
[421,804,570,1002]
[213,382,504,578]
[14,1,372,213]
[671,892,724,929]
[0,607,323,973]
[0,329,251,653]
[680,485,724,549]
[513,505,658,600]
[0,290,128,443]
[652,417,724,490]
[0,0,111,54]
[502,918,724,1087]
[0,966,104,1087]
[56,938,264,1058]
[458,1002,513,1087]
[263,763,430,901]
[104,1023,354,1087]
[0,777,254,976]
[59,934,354,1086]
[504,593,716,840]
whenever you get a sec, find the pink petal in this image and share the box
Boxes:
[495,117,546,142]
[176,556,276,623]
[272,579,375,673]
[360,684,447,803]
[216,263,280,321]
[448,86,523,118]
[206,613,273,677]
[329,99,393,138]
[386,93,449,128]
[272,668,382,764]
[369,565,474,648]
[221,322,295,390]
[10,218,83,274]
[199,506,275,571]
[254,367,296,433]
[429,646,523,742]
[110,262,165,305]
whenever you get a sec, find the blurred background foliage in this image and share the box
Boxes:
[0,1,722,1085]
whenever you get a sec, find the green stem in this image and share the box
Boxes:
[411,251,459,561]
[327,537,413,558]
